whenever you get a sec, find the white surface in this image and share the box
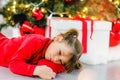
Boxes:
[108,44,120,61]
[0,60,120,80]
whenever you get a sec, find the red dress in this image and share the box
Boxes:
[0,33,51,76]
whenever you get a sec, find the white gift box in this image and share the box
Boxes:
[1,26,21,38]
[45,17,112,65]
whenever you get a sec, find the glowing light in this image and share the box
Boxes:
[78,14,82,18]
[80,0,84,1]
[25,4,30,8]
[12,9,16,13]
[7,8,10,11]
[91,16,97,20]
[11,5,16,13]
[7,17,11,20]
[13,1,16,5]
[41,8,47,13]
[12,6,15,9]
[114,0,120,6]
[60,14,64,17]
[19,4,25,8]
[42,0,48,2]
[109,0,112,2]
[82,15,86,18]
[68,14,72,18]
[82,7,88,13]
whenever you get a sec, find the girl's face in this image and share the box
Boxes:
[45,37,73,65]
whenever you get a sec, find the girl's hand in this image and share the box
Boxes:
[33,65,56,80]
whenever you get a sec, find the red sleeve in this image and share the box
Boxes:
[38,59,65,73]
[9,36,44,76]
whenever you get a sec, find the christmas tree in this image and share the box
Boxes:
[0,0,119,30]
[79,0,119,21]
[0,0,86,30]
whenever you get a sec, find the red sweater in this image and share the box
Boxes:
[0,33,51,76]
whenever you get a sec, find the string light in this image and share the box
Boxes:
[68,14,72,18]
[82,7,88,13]
[41,7,47,13]
[60,14,64,17]
[109,0,113,2]
[7,16,11,20]
[12,5,16,12]
[82,14,86,18]
[25,4,30,8]
[114,0,120,6]
[13,1,16,5]
[42,0,48,3]
[80,0,84,1]
[7,8,10,11]
[91,16,97,20]
[12,5,15,9]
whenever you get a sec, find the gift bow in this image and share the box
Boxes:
[20,21,34,35]
[32,8,44,20]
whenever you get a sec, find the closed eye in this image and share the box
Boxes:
[59,50,63,64]
[59,50,61,55]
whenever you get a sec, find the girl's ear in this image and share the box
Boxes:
[54,35,63,42]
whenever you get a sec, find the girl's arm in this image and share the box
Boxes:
[8,37,43,76]
[8,37,58,79]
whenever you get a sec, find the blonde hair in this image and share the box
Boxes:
[59,28,82,73]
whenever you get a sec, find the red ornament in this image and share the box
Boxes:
[73,15,81,20]
[113,19,120,41]
[32,8,44,20]
[20,21,35,36]
[112,19,120,33]
[33,25,45,36]
[109,31,119,46]
[38,59,65,73]
[20,21,45,36]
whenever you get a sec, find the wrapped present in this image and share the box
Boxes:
[45,17,112,65]
[1,26,21,38]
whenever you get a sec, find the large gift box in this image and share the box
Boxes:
[45,17,112,65]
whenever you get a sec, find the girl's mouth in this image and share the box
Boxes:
[50,58,53,62]
[50,58,52,61]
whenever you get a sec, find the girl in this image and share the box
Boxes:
[0,28,82,80]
